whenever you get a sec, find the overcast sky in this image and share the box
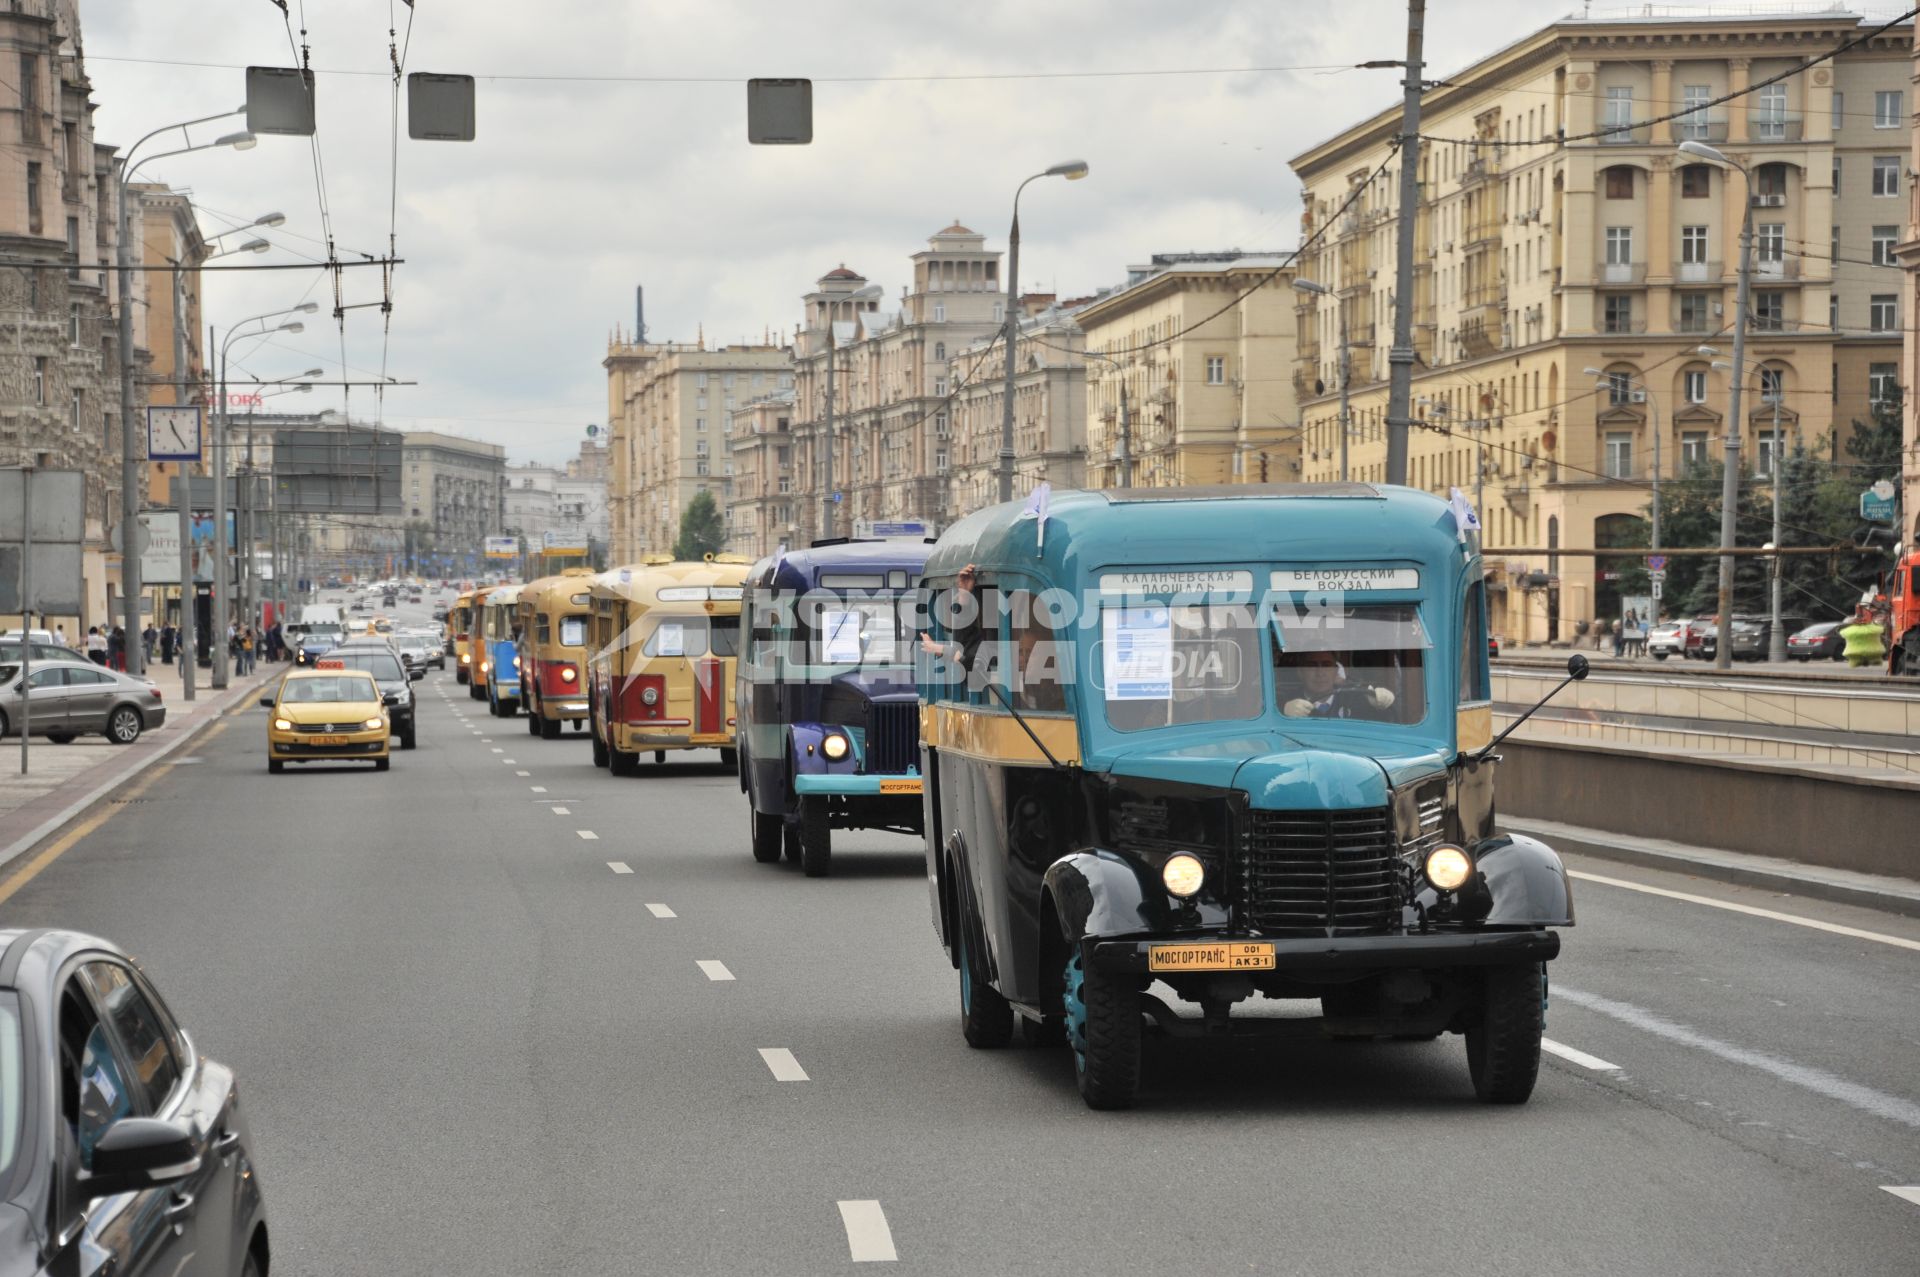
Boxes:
[87,0,1671,465]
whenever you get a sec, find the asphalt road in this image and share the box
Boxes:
[2,608,1918,1273]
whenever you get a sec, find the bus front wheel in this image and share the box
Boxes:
[750,805,783,864]
[590,726,609,768]
[798,796,832,877]
[540,714,561,741]
[610,745,638,776]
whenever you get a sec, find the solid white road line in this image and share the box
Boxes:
[577,830,599,840]
[1541,1038,1620,1071]
[759,1048,809,1081]
[530,785,547,793]
[607,861,632,874]
[1555,985,1920,1129]
[645,902,675,917]
[697,960,735,982]
[837,1201,898,1263]
[1569,870,1920,953]
[1881,1186,1920,1208]
[551,806,570,815]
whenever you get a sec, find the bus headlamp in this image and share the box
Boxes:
[1424,844,1474,892]
[822,732,850,761]
[480,660,491,673]
[273,718,292,731]
[641,686,659,706]
[561,667,577,683]
[460,653,470,665]
[513,655,521,670]
[1162,853,1206,898]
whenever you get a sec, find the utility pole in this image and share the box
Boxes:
[113,176,145,675]
[1383,0,1426,487]
[211,323,229,688]
[1337,303,1353,482]
[1767,391,1786,662]
[1718,212,1754,672]
[822,319,836,542]
[1116,379,1132,489]
[170,262,194,700]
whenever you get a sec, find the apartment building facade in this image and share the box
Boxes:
[134,183,207,510]
[1076,253,1301,491]
[604,339,791,561]
[1290,8,1910,642]
[1902,18,1920,539]
[943,298,1089,513]
[725,392,797,558]
[503,443,611,553]
[403,430,507,553]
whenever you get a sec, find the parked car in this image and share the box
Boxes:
[0,928,272,1276]
[1727,614,1810,661]
[1786,620,1846,661]
[1646,620,1688,660]
[0,641,93,667]
[0,662,166,744]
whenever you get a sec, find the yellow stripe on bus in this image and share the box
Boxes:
[920,702,1080,767]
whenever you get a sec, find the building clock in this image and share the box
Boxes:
[146,405,203,462]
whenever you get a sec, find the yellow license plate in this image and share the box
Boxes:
[1148,942,1275,972]
[312,735,349,746]
[878,778,922,794]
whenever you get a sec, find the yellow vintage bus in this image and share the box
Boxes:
[516,569,597,739]
[449,590,477,685]
[466,584,503,701]
[587,556,749,774]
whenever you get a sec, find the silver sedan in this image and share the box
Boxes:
[0,660,168,744]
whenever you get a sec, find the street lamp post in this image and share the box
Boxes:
[1677,139,1752,671]
[239,374,318,632]
[1713,357,1791,662]
[998,160,1088,504]
[1292,278,1350,481]
[112,109,253,674]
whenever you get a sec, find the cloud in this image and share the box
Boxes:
[84,0,1558,465]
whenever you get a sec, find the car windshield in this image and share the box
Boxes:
[328,651,405,680]
[0,994,17,1182]
[1100,603,1264,732]
[807,597,908,666]
[1272,603,1430,725]
[281,675,378,703]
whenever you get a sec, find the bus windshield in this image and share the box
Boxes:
[808,597,907,666]
[1100,603,1263,732]
[1271,603,1429,725]
[641,615,741,658]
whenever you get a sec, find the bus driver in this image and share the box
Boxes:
[1279,649,1397,720]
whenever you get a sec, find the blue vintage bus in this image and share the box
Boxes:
[737,540,930,876]
[479,584,522,717]
[916,484,1581,1109]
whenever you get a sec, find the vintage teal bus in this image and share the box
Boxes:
[916,484,1579,1109]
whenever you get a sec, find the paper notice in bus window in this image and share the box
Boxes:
[1103,606,1173,700]
[820,610,863,664]
[656,622,685,656]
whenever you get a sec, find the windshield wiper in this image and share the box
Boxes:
[983,681,1067,770]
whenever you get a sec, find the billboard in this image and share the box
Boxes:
[483,536,519,559]
[541,527,589,555]
[274,427,402,515]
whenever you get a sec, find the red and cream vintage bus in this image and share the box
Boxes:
[516,568,597,738]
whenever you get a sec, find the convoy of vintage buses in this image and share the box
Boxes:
[413,483,1598,1110]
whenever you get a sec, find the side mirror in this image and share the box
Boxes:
[80,1117,201,1200]
[257,693,276,708]
[1566,654,1590,681]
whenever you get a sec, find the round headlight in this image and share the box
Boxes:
[273,717,292,731]
[513,655,521,670]
[822,733,850,761]
[460,653,470,664]
[364,716,385,729]
[641,686,659,706]
[1162,853,1206,898]
[1424,844,1474,892]
[480,660,491,673]
[561,667,577,683]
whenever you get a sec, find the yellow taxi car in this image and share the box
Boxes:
[258,662,392,774]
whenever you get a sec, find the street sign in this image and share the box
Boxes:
[1870,478,1896,501]
[1646,554,1668,571]
[1651,579,1664,600]
[1861,489,1897,523]
[747,78,813,144]
[483,536,518,559]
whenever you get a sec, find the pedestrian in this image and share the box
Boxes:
[1611,617,1625,658]
[85,626,107,665]
[54,624,69,648]
[239,627,255,675]
[142,623,157,664]
[159,622,176,665]
[107,625,125,672]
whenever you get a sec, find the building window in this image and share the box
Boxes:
[1680,84,1712,139]
[1602,86,1633,141]
[1678,293,1709,332]
[1680,225,1708,264]
[1681,431,1710,467]
[1604,166,1634,199]
[1685,369,1707,404]
[1755,223,1784,265]
[1832,90,1845,130]
[1606,371,1632,406]
[25,162,40,226]
[1604,226,1632,264]
[1869,362,1899,405]
[932,303,946,323]
[69,301,82,345]
[1603,295,1633,333]
[695,459,710,476]
[1752,83,1788,140]
[935,450,949,472]
[33,356,46,405]
[1753,291,1784,331]
[722,372,734,388]
[70,389,81,432]
[1875,90,1902,129]
[1872,225,1898,266]
[1830,293,1839,331]
[1755,433,1778,478]
[696,395,708,410]
[1758,367,1784,402]
[1680,164,1710,198]
[780,374,794,389]
[1870,293,1897,331]
[724,396,734,410]
[695,416,705,432]
[1833,156,1842,191]
[1604,432,1633,479]
[1873,156,1900,196]
[696,373,708,389]
[1756,163,1787,200]
[1206,355,1226,385]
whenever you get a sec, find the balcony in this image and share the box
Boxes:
[1597,260,1647,286]
[1599,122,1649,146]
[1752,256,1801,282]
[1460,155,1501,187]
[1674,116,1729,143]
[1599,317,1647,336]
[1460,299,1506,358]
[1677,259,1722,284]
[1747,114,1803,143]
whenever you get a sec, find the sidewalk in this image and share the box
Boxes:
[0,654,283,872]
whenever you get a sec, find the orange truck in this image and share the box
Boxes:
[1885,549,1920,675]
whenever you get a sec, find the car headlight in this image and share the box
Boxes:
[1424,844,1474,892]
[641,686,659,706]
[273,717,293,731]
[1162,853,1205,898]
[365,716,385,730]
[822,732,849,761]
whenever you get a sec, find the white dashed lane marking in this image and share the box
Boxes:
[530,786,547,793]
[697,960,734,982]
[1541,1038,1620,1071]
[577,830,599,841]
[551,806,570,815]
[837,1201,898,1263]
[491,747,503,753]
[607,861,632,874]
[516,770,531,776]
[1882,1186,1920,1209]
[645,903,675,918]
[502,758,516,765]
[758,1048,808,1081]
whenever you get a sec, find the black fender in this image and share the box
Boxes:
[1416,832,1574,927]
[1041,850,1165,944]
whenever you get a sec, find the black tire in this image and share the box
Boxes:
[798,796,832,877]
[243,1242,265,1277]
[374,756,391,772]
[540,714,561,740]
[591,726,609,768]
[399,722,416,751]
[718,747,738,769]
[267,758,284,774]
[45,732,75,745]
[957,919,1013,1048]
[1466,962,1545,1104]
[106,706,142,745]
[1065,951,1142,1110]
[610,745,638,776]
[469,680,483,701]
[783,821,802,864]
[1021,1015,1067,1048]
[0,709,8,738]
[455,667,469,685]
[527,708,541,736]
[750,806,784,864]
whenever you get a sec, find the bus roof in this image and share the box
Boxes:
[517,573,595,613]
[590,558,751,606]
[747,539,932,593]
[483,585,523,608]
[924,484,1474,587]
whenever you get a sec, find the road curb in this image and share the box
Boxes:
[1505,816,1920,920]
[0,670,276,875]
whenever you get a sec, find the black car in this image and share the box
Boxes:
[1786,620,1846,661]
[0,929,270,1276]
[322,643,418,749]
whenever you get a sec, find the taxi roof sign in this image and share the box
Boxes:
[314,658,345,669]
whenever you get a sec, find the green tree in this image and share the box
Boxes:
[672,490,726,561]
